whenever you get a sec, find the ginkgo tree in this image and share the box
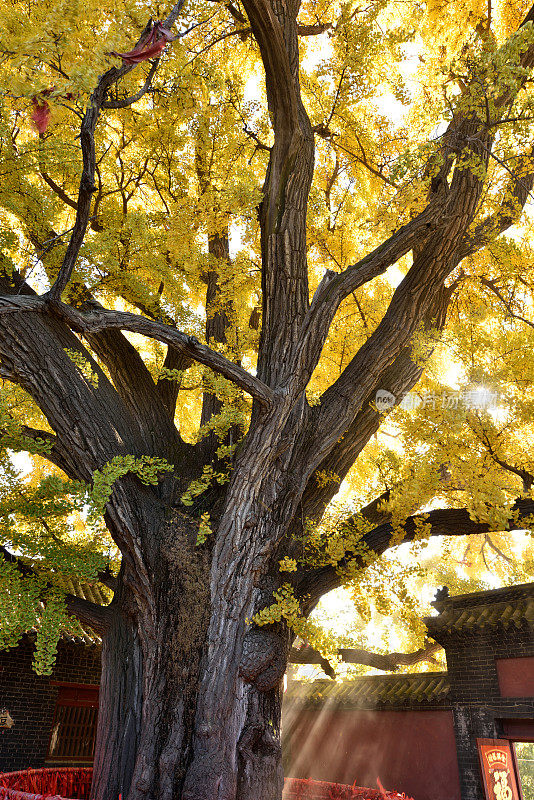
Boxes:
[2,0,534,796]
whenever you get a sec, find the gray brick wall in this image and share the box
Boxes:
[441,622,534,800]
[0,637,101,772]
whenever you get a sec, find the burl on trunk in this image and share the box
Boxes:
[92,509,286,800]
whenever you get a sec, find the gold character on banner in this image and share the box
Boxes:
[493,770,513,800]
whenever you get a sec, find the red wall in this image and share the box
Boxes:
[283,708,461,800]
[496,657,534,697]
[502,718,534,740]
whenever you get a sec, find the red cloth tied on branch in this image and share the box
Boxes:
[30,89,75,133]
[31,89,53,133]
[110,21,176,64]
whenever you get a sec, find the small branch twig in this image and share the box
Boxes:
[484,533,513,564]
[480,275,534,335]
[46,1,186,301]
[102,59,160,109]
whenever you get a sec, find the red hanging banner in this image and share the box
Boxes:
[477,738,523,800]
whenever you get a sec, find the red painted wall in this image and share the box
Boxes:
[283,709,461,800]
[496,657,534,697]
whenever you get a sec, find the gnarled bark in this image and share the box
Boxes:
[91,574,143,800]
[2,1,534,798]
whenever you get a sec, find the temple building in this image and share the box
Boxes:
[284,581,534,799]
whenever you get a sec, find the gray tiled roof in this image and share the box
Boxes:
[286,672,450,709]
[62,576,110,607]
[28,578,111,647]
[62,578,110,645]
[426,581,534,636]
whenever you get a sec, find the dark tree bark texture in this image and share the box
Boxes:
[2,1,534,799]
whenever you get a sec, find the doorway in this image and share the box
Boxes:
[500,718,534,800]
[514,743,534,799]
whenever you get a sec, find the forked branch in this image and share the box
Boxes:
[53,302,275,407]
[298,498,534,608]
[291,199,446,399]
[0,293,275,407]
[292,12,534,415]
[102,59,160,109]
[458,147,534,260]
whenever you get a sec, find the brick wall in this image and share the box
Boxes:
[440,622,534,800]
[285,615,534,800]
[0,637,101,772]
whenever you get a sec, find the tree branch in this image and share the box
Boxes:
[39,171,78,211]
[80,301,189,457]
[46,2,185,301]
[289,640,442,676]
[195,134,239,449]
[289,644,336,678]
[289,12,534,421]
[296,22,332,35]
[38,147,103,234]
[484,533,513,564]
[310,232,475,466]
[50,301,276,407]
[102,59,160,109]
[0,422,79,478]
[338,641,441,670]
[156,346,193,418]
[300,133,528,474]
[65,593,112,635]
[214,21,333,40]
[457,148,534,260]
[0,292,153,483]
[239,0,299,134]
[290,199,446,399]
[292,282,453,528]
[298,498,534,608]
[0,292,274,407]
[1,267,188,459]
[240,0,317,389]
[479,275,534,334]
[472,418,534,491]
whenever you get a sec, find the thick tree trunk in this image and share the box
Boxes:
[91,575,143,800]
[237,685,285,800]
[91,509,286,800]
[2,5,534,800]
[94,643,284,800]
